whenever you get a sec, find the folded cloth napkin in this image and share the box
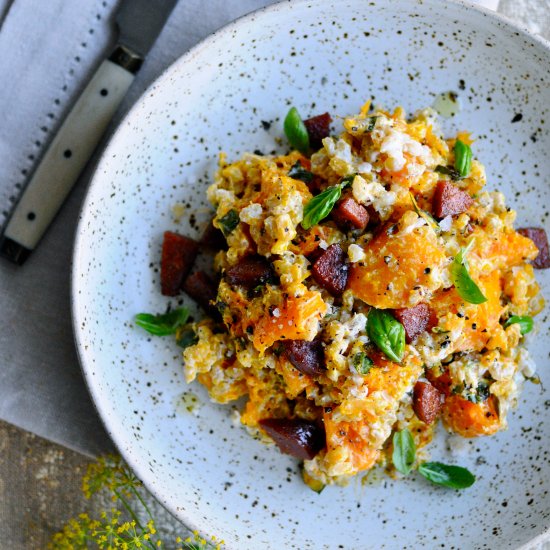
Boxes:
[0,0,543,458]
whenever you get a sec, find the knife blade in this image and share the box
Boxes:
[0,0,177,265]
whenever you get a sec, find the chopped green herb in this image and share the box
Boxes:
[435,164,462,180]
[353,352,373,375]
[176,328,198,349]
[367,309,405,363]
[409,192,440,233]
[366,116,378,132]
[504,315,534,335]
[135,307,190,336]
[454,139,472,178]
[218,209,239,236]
[288,160,314,183]
[284,107,310,154]
[392,429,416,475]
[339,173,357,186]
[301,184,343,229]
[418,462,476,489]
[450,240,487,304]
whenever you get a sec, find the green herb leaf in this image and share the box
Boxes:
[454,139,472,178]
[435,164,462,180]
[450,240,487,304]
[409,192,440,233]
[353,352,373,375]
[218,209,239,236]
[418,462,476,489]
[301,184,343,229]
[392,429,416,475]
[339,173,357,187]
[504,315,534,335]
[288,160,314,183]
[284,107,310,154]
[135,308,190,336]
[176,328,198,349]
[366,116,378,132]
[367,309,406,363]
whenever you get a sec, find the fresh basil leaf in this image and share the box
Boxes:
[135,308,190,336]
[504,315,534,335]
[454,139,472,178]
[288,160,314,183]
[284,107,310,155]
[176,328,198,349]
[450,240,487,304]
[353,352,373,375]
[366,116,378,132]
[392,429,416,475]
[218,209,239,236]
[301,184,343,230]
[367,309,405,363]
[435,165,462,180]
[418,462,476,489]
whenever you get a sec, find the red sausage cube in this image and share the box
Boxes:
[182,271,219,317]
[518,227,550,269]
[413,381,443,425]
[393,303,431,343]
[160,231,199,296]
[282,339,325,376]
[311,243,349,296]
[332,195,369,231]
[303,112,332,149]
[259,418,325,460]
[432,181,473,218]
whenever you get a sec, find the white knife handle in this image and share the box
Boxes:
[1,59,134,259]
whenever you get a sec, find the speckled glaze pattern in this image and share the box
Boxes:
[72,1,550,548]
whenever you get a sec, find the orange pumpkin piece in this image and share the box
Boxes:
[473,228,539,271]
[442,394,500,437]
[252,290,327,353]
[348,222,446,309]
[323,412,379,472]
[429,270,503,353]
[275,357,313,399]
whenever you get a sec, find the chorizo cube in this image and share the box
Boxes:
[432,181,473,218]
[518,227,550,269]
[160,231,199,296]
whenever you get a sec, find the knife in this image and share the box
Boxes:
[0,0,177,265]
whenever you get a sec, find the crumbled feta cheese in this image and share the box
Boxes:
[348,243,366,263]
[239,202,263,223]
[352,175,396,220]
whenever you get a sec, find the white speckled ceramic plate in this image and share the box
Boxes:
[72,1,550,548]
